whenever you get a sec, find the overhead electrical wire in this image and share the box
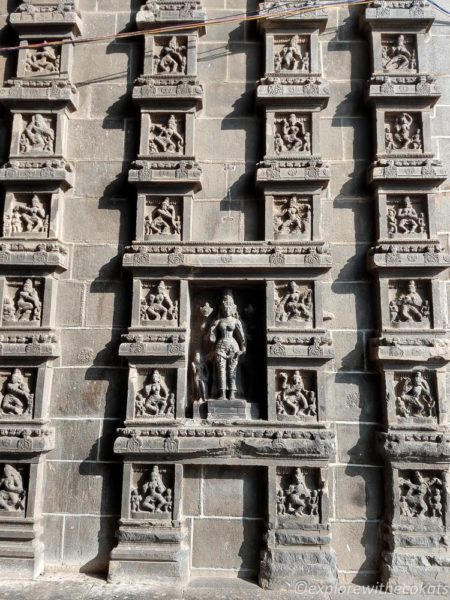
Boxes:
[0,0,447,54]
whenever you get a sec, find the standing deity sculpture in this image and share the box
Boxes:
[135,370,175,417]
[155,37,187,73]
[0,465,26,512]
[208,289,246,401]
[0,369,33,416]
[395,371,435,418]
[276,371,316,417]
[19,114,55,154]
[274,114,310,153]
[131,466,173,514]
[388,197,426,236]
[390,280,429,325]
[148,115,184,154]
[382,34,416,71]
[275,281,313,324]
[25,44,60,75]
[277,468,319,518]
[191,352,209,402]
[274,35,309,72]
[144,198,181,237]
[399,471,443,519]
[274,196,310,236]
[140,281,178,323]
[3,279,42,324]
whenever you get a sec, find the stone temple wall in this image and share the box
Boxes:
[0,0,447,591]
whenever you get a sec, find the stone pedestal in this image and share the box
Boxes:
[206,398,247,420]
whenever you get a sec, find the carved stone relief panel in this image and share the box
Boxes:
[19,114,56,155]
[140,280,179,325]
[148,114,185,155]
[388,279,431,328]
[275,369,317,420]
[273,34,310,72]
[273,195,312,240]
[394,370,437,421]
[386,195,428,238]
[276,467,321,523]
[153,36,187,74]
[0,463,27,515]
[3,193,50,238]
[130,464,174,519]
[381,34,417,72]
[134,368,176,419]
[399,470,444,525]
[144,196,182,240]
[0,368,35,418]
[274,281,314,327]
[2,278,43,326]
[384,112,422,153]
[273,112,312,155]
[24,44,61,76]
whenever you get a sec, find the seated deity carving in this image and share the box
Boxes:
[387,197,426,236]
[155,37,187,73]
[20,114,55,154]
[3,279,42,324]
[191,351,209,402]
[144,197,181,237]
[4,196,48,236]
[274,35,309,72]
[0,465,26,512]
[276,371,316,417]
[135,370,175,417]
[274,196,310,236]
[0,369,33,416]
[395,371,435,418]
[148,115,184,154]
[275,281,313,324]
[399,471,443,519]
[385,113,422,152]
[389,280,429,325]
[131,466,173,514]
[382,35,416,71]
[140,281,178,323]
[25,45,60,75]
[277,468,319,518]
[274,114,311,154]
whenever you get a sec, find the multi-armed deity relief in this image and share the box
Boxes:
[399,471,444,521]
[274,35,310,72]
[148,114,184,154]
[274,113,311,154]
[0,464,26,513]
[275,370,316,419]
[25,44,60,76]
[389,280,430,327]
[394,371,436,419]
[276,468,320,520]
[140,281,178,324]
[384,112,422,152]
[2,279,42,325]
[130,466,173,516]
[273,196,311,239]
[382,34,417,71]
[387,196,426,237]
[0,369,34,417]
[154,36,187,74]
[19,114,55,154]
[144,197,181,239]
[135,369,175,418]
[275,281,313,326]
[3,195,48,237]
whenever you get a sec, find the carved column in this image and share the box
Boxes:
[361,1,450,589]
[0,0,81,578]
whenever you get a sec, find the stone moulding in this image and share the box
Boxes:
[133,76,203,108]
[0,242,68,272]
[368,243,450,270]
[122,241,333,270]
[257,158,330,186]
[363,1,435,30]
[257,1,328,32]
[0,333,60,358]
[378,431,450,461]
[267,332,334,359]
[368,158,446,183]
[119,333,186,358]
[257,75,329,107]
[0,427,55,453]
[368,74,440,103]
[370,335,450,363]
[114,426,336,460]
[0,79,78,112]
[0,159,74,190]
[136,0,207,31]
[129,159,202,190]
[10,2,83,37]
